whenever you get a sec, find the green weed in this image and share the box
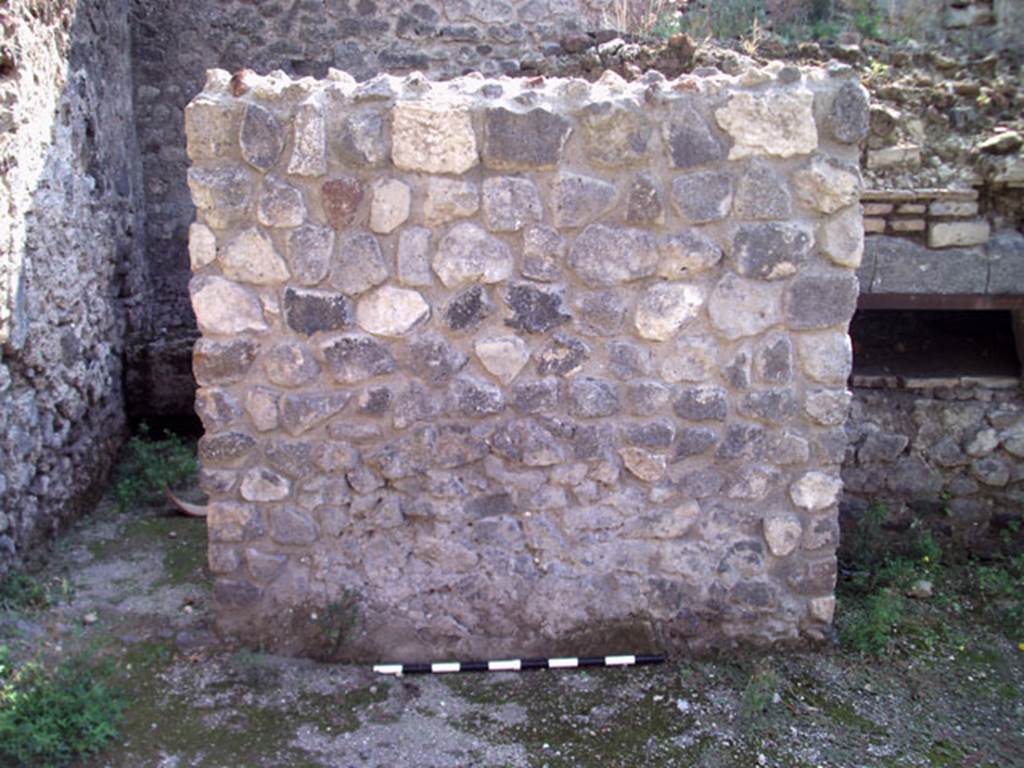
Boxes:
[840,588,904,655]
[0,573,73,613]
[739,660,783,724]
[0,646,124,767]
[674,0,766,41]
[852,0,881,39]
[975,554,1024,638]
[113,424,197,513]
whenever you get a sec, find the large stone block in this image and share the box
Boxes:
[185,96,242,162]
[257,176,306,229]
[188,167,253,229]
[433,222,514,287]
[369,178,411,234]
[827,80,870,145]
[392,102,478,173]
[194,339,259,385]
[580,103,652,167]
[481,176,543,232]
[220,228,289,285]
[287,225,334,287]
[785,273,859,330]
[568,225,658,286]
[283,288,352,336]
[240,103,284,170]
[190,277,267,335]
[321,177,365,230]
[356,286,430,337]
[634,284,705,342]
[866,236,988,294]
[797,331,852,386]
[482,107,572,169]
[734,163,792,220]
[928,220,991,249]
[714,89,817,159]
[288,98,327,176]
[505,284,571,334]
[663,101,724,169]
[551,173,617,229]
[987,230,1024,294]
[333,232,389,295]
[707,274,784,340]
[321,334,396,383]
[671,171,733,224]
[731,223,813,281]
[330,108,389,167]
[792,157,861,215]
[397,227,434,288]
[423,178,479,224]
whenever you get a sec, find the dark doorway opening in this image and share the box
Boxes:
[850,310,1022,379]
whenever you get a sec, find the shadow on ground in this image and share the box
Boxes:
[1,478,1023,768]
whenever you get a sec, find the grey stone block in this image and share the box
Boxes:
[867,235,988,294]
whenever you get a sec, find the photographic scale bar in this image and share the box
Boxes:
[373,654,666,676]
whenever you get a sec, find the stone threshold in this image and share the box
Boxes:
[851,374,1022,391]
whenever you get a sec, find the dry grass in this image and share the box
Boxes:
[602,0,679,37]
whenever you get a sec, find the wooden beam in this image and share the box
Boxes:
[857,294,1024,310]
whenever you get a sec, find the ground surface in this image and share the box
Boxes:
[2,484,1023,768]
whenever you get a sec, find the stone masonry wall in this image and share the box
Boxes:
[0,0,141,569]
[128,0,608,419]
[844,384,1024,553]
[187,64,867,659]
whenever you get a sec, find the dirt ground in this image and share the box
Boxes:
[2,484,1023,768]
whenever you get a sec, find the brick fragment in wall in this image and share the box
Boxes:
[185,67,861,659]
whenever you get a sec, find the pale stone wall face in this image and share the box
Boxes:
[187,64,866,659]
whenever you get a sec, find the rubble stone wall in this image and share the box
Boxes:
[874,0,1023,47]
[844,384,1024,552]
[187,65,866,658]
[128,0,609,419]
[0,0,140,568]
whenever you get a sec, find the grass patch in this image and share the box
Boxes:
[0,645,124,767]
[113,424,197,513]
[0,572,73,613]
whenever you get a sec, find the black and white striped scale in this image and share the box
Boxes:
[373,653,665,676]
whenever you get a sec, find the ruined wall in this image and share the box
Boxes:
[0,0,141,567]
[187,64,866,659]
[872,0,1024,47]
[844,383,1024,552]
[128,0,608,418]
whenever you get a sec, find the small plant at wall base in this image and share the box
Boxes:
[0,646,124,767]
[310,590,362,661]
[840,588,905,655]
[975,553,1024,639]
[113,424,197,512]
[838,506,946,654]
[739,659,783,724]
